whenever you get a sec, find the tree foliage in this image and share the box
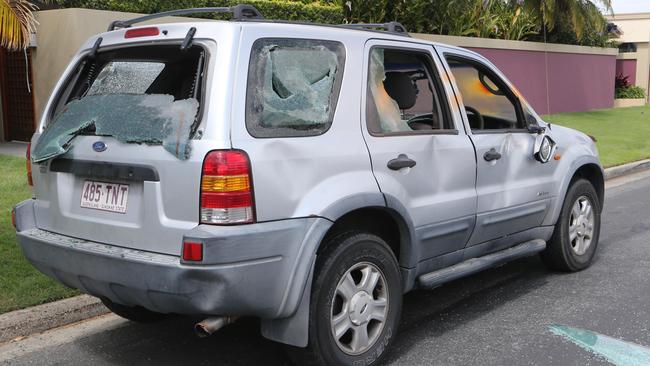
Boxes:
[50,0,614,47]
[0,0,40,50]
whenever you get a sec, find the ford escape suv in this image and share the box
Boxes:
[13,6,604,366]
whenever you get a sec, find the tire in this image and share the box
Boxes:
[541,178,601,272]
[287,231,402,366]
[101,298,169,323]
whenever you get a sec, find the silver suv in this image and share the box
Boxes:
[13,6,604,366]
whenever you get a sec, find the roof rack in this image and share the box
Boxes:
[107,4,264,31]
[339,22,409,36]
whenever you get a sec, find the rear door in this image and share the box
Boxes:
[437,46,555,246]
[29,29,230,256]
[362,39,477,261]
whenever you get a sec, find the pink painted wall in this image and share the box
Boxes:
[467,47,616,114]
[616,59,637,84]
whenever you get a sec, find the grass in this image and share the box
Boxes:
[0,155,78,314]
[546,104,650,168]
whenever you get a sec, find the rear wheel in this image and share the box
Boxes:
[101,298,169,323]
[287,231,402,366]
[541,178,601,271]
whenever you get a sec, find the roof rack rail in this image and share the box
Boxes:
[107,4,264,31]
[339,21,409,36]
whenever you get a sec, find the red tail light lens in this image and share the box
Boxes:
[124,27,160,39]
[200,150,254,224]
[182,242,203,261]
[26,142,32,186]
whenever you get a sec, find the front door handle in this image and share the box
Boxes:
[483,148,502,162]
[387,154,417,170]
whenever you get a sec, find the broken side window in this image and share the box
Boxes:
[246,38,345,138]
[33,45,205,162]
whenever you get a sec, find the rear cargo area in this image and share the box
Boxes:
[30,41,213,255]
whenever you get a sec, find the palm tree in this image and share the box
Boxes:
[515,0,613,38]
[0,0,42,51]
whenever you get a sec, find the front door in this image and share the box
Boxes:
[438,47,554,246]
[0,48,36,141]
[362,40,477,262]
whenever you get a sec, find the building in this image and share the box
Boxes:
[607,12,650,103]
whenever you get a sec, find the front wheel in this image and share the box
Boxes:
[287,231,402,366]
[541,178,601,271]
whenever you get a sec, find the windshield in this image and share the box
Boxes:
[32,45,205,162]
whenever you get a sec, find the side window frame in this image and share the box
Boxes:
[365,45,458,137]
[244,37,346,139]
[444,53,529,134]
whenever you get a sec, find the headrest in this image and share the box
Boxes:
[383,72,416,110]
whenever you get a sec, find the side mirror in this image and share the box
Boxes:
[534,134,556,163]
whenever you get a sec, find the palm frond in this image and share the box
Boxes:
[0,0,38,51]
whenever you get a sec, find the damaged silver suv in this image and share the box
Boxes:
[13,6,604,366]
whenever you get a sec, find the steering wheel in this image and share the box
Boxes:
[407,113,435,130]
[464,106,484,130]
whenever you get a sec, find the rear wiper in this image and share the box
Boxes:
[181,27,197,52]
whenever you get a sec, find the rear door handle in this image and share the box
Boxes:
[387,154,417,170]
[483,148,502,162]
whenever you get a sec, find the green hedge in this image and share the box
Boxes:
[53,0,344,24]
[616,86,646,99]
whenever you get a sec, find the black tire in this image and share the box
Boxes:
[101,298,169,323]
[287,231,402,366]
[541,178,601,272]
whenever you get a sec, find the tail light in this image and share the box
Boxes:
[200,150,254,224]
[182,241,203,262]
[124,27,160,39]
[26,142,33,186]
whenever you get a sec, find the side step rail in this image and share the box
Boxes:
[417,239,546,289]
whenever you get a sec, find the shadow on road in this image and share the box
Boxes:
[76,256,557,365]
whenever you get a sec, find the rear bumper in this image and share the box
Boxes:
[14,199,331,318]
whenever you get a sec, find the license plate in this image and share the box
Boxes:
[80,180,129,214]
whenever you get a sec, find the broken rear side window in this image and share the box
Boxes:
[246,38,345,138]
[33,45,206,162]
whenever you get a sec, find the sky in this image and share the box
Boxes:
[611,0,650,14]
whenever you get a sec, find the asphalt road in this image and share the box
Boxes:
[3,170,650,366]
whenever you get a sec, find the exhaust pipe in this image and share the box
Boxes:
[194,316,239,338]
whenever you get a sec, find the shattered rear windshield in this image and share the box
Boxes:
[246,38,345,138]
[33,45,205,162]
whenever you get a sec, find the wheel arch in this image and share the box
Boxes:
[319,206,413,269]
[571,163,605,211]
[545,158,605,226]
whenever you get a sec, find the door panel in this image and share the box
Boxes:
[362,40,477,261]
[437,46,555,246]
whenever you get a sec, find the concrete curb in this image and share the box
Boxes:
[1,158,649,344]
[604,158,650,180]
[0,295,109,344]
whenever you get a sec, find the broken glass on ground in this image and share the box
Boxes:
[32,94,199,163]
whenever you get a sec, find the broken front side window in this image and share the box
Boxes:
[246,38,345,138]
[32,45,205,162]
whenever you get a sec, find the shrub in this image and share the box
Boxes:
[53,0,344,24]
[615,85,646,99]
[615,73,631,90]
